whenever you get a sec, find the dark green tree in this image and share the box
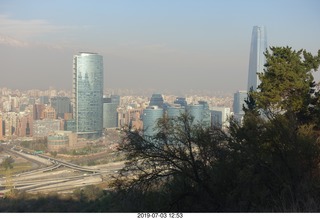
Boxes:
[113,46,320,212]
[232,46,320,211]
[253,46,320,123]
[1,156,14,170]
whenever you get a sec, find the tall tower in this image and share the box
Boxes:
[72,52,104,139]
[247,26,267,91]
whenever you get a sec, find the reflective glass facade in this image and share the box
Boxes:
[233,90,247,114]
[51,96,72,119]
[187,101,211,126]
[174,97,188,107]
[167,105,185,118]
[142,106,163,137]
[103,102,118,129]
[111,95,120,106]
[73,52,103,139]
[247,26,267,91]
[187,104,203,123]
[149,94,164,108]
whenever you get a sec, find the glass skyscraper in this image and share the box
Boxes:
[187,101,211,127]
[149,94,164,108]
[72,52,104,139]
[111,95,120,106]
[167,105,185,118]
[247,26,267,91]
[142,106,164,137]
[103,98,118,129]
[174,97,188,107]
[51,96,72,119]
[233,90,247,115]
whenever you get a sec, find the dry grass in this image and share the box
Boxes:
[0,162,33,176]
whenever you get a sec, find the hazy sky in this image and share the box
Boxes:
[0,0,319,93]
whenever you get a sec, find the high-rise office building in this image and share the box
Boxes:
[51,97,72,119]
[233,90,248,125]
[187,101,211,126]
[233,90,247,115]
[149,94,164,108]
[26,118,31,137]
[16,113,33,137]
[142,106,164,137]
[111,95,120,106]
[103,97,118,129]
[40,96,50,105]
[33,104,45,120]
[198,101,211,126]
[174,97,188,107]
[187,104,203,123]
[72,52,104,139]
[211,107,231,130]
[247,26,267,91]
[167,105,186,118]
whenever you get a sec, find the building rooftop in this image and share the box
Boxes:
[79,52,98,55]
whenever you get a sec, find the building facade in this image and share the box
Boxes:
[103,98,118,129]
[149,94,164,108]
[211,107,231,130]
[47,131,78,152]
[43,106,56,120]
[72,52,104,139]
[33,119,61,137]
[174,97,188,107]
[142,106,163,137]
[167,105,186,118]
[111,95,120,106]
[247,26,267,91]
[50,96,72,119]
[233,90,247,115]
[33,104,45,120]
[187,101,211,126]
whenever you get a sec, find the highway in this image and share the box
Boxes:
[0,144,124,194]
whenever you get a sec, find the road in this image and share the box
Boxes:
[0,144,124,194]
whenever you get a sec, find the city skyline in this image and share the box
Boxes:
[0,0,319,93]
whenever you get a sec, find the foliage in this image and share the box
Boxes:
[113,113,231,211]
[73,185,104,202]
[1,47,320,212]
[228,113,320,211]
[1,157,14,170]
[111,47,320,212]
[50,151,58,157]
[20,138,47,151]
[253,46,320,123]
